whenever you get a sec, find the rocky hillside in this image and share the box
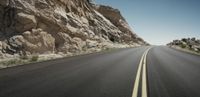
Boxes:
[95,5,145,44]
[167,38,200,53]
[0,0,146,58]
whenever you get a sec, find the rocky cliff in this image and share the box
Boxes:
[95,5,145,44]
[0,0,146,58]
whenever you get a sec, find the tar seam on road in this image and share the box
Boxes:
[132,47,152,97]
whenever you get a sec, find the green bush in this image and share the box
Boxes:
[8,59,18,65]
[20,55,28,60]
[180,44,186,48]
[2,59,19,66]
[30,55,39,62]
[197,49,200,53]
[189,47,194,51]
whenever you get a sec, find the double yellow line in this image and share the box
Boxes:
[132,47,152,97]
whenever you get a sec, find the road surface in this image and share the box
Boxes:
[0,46,200,97]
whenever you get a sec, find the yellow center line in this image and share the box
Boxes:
[142,47,151,97]
[132,47,152,97]
[132,51,146,97]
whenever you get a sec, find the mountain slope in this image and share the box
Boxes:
[0,0,146,58]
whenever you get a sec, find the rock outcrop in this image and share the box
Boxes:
[95,5,145,44]
[0,0,146,57]
[167,38,200,53]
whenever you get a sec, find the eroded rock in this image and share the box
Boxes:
[16,13,37,32]
[22,29,55,54]
[0,0,146,57]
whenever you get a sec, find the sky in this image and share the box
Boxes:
[95,0,200,45]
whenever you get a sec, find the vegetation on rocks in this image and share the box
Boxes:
[167,37,200,53]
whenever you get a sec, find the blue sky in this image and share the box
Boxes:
[95,0,200,45]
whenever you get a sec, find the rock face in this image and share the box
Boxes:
[167,38,200,52]
[0,0,146,57]
[95,5,145,44]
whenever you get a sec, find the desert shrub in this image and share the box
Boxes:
[30,55,39,62]
[180,44,186,48]
[189,47,194,51]
[3,59,19,66]
[197,49,200,53]
[20,55,28,60]
[8,59,18,65]
[181,38,187,42]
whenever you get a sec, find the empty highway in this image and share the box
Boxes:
[0,46,200,97]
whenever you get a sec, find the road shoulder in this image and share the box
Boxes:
[168,46,200,56]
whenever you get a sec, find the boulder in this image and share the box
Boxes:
[86,39,98,48]
[16,13,37,32]
[23,29,55,54]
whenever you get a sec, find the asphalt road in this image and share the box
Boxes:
[147,46,200,97]
[0,46,200,97]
